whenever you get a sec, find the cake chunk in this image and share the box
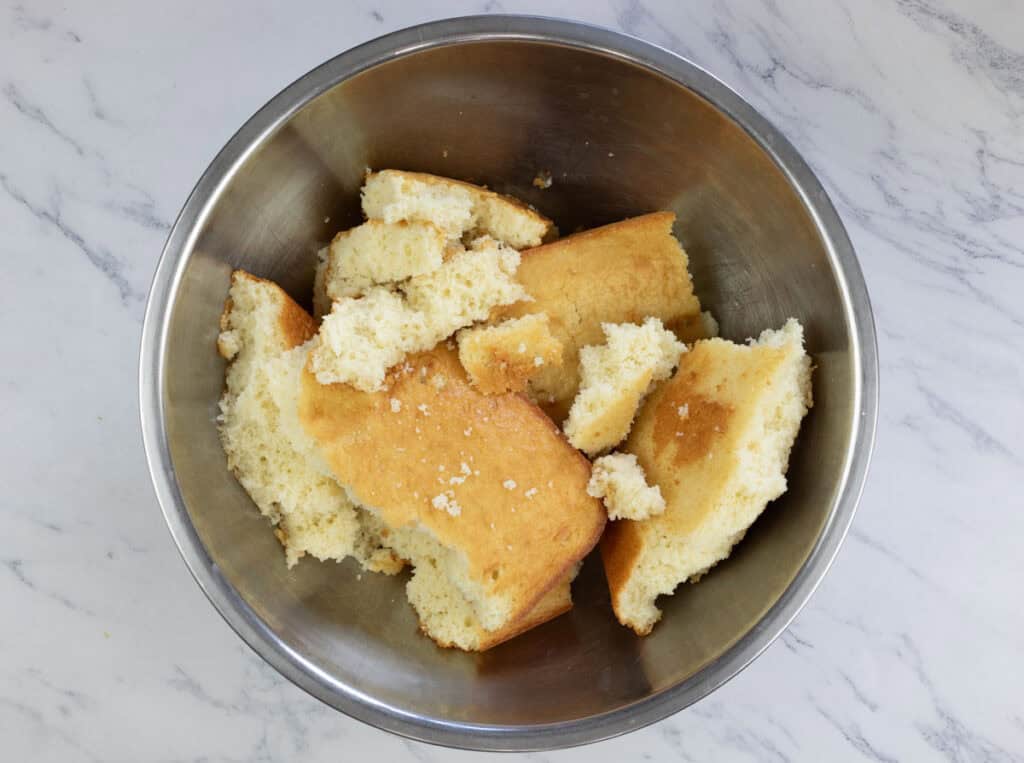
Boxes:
[494,212,708,420]
[601,319,813,634]
[362,169,555,248]
[310,287,429,391]
[324,219,447,300]
[400,236,529,338]
[457,314,563,394]
[298,346,606,649]
[587,452,666,521]
[311,237,528,392]
[217,271,401,572]
[564,318,685,455]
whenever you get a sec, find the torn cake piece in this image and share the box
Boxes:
[563,318,685,456]
[217,271,401,572]
[457,314,564,394]
[298,346,606,650]
[601,319,813,634]
[362,169,555,249]
[494,212,709,420]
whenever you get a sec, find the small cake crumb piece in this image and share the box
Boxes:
[564,317,686,455]
[457,313,563,394]
[502,479,517,490]
[431,492,462,517]
[587,452,666,521]
[390,398,402,413]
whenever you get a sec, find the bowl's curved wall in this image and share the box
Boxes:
[142,17,875,750]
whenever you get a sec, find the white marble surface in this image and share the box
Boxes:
[3,0,1022,759]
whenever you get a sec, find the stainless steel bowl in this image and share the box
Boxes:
[140,15,877,751]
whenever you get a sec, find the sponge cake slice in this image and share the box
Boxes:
[298,345,606,648]
[601,320,813,634]
[217,271,402,572]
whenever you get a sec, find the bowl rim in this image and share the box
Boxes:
[139,14,878,752]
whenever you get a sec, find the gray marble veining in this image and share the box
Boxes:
[2,0,1021,760]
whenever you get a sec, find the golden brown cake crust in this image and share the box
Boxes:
[370,169,555,237]
[458,316,564,395]
[219,271,316,355]
[601,337,794,633]
[299,346,606,627]
[495,212,703,420]
[599,519,647,630]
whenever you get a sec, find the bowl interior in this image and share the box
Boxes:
[160,38,857,731]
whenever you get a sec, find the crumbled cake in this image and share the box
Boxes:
[324,219,447,300]
[311,237,528,392]
[564,318,686,456]
[217,271,401,572]
[362,169,554,248]
[601,319,813,634]
[457,313,563,394]
[298,346,605,646]
[493,212,710,421]
[587,452,666,521]
[400,236,529,339]
[218,169,815,651]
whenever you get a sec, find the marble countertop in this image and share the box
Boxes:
[4,0,1022,760]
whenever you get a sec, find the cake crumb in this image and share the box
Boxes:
[431,492,462,517]
[390,398,402,413]
[587,452,666,521]
[677,403,689,419]
[502,479,517,490]
[532,170,553,189]
[417,403,430,416]
[524,487,538,498]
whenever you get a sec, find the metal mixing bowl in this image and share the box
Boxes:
[140,15,877,751]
